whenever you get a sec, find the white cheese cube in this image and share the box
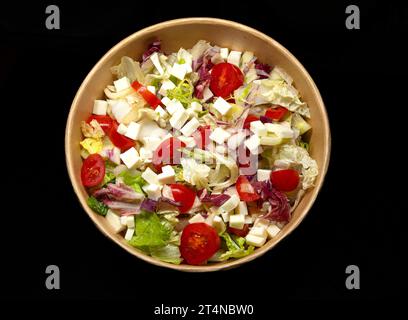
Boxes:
[124,121,141,140]
[158,80,176,96]
[120,147,139,169]
[265,123,294,138]
[117,123,128,135]
[245,234,267,247]
[221,211,230,223]
[229,214,245,230]
[189,214,205,224]
[161,96,172,108]
[249,226,267,238]
[220,48,229,60]
[124,228,135,241]
[106,210,125,233]
[227,131,247,150]
[142,184,162,200]
[170,62,187,80]
[266,224,281,238]
[257,169,272,182]
[157,165,176,184]
[250,120,267,137]
[209,127,231,145]
[244,135,262,155]
[235,201,248,216]
[227,50,242,66]
[147,85,156,94]
[177,136,196,148]
[166,99,185,115]
[113,77,131,92]
[213,97,232,116]
[123,216,135,228]
[111,100,132,123]
[220,194,240,213]
[180,117,200,137]
[141,167,159,185]
[120,216,128,226]
[202,87,213,102]
[150,52,164,75]
[190,101,203,112]
[93,100,108,116]
[155,106,169,119]
[212,216,226,234]
[170,109,189,130]
[142,136,162,151]
[260,135,282,146]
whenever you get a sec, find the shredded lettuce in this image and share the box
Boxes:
[219,233,254,261]
[167,79,197,107]
[110,56,145,84]
[87,196,109,216]
[180,158,211,189]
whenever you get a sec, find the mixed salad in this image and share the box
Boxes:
[79,40,318,265]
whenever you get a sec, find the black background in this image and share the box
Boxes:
[0,0,404,308]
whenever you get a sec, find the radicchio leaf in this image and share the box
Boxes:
[255,61,272,79]
[142,40,161,62]
[140,198,158,212]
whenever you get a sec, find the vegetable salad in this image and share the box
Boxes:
[79,40,318,265]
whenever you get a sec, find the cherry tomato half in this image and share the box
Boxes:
[81,154,105,188]
[270,169,300,192]
[108,121,135,152]
[193,125,212,150]
[131,81,162,109]
[236,175,260,202]
[152,137,186,171]
[210,63,244,98]
[170,183,197,213]
[86,115,113,134]
[180,223,221,265]
[265,106,288,121]
[243,115,259,130]
[228,224,250,237]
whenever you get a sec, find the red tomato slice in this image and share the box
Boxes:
[86,115,113,134]
[108,121,135,152]
[236,175,260,202]
[81,154,105,187]
[193,125,211,149]
[152,137,186,171]
[243,115,259,130]
[228,224,250,237]
[180,223,221,265]
[270,169,300,192]
[210,62,244,98]
[131,81,162,109]
[170,183,197,213]
[265,106,288,121]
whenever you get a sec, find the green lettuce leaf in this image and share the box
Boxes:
[150,244,182,265]
[87,196,109,216]
[119,170,147,194]
[219,233,254,261]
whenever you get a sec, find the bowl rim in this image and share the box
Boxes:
[65,17,331,272]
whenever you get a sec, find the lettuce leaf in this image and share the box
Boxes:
[119,170,147,194]
[87,196,109,216]
[219,233,254,261]
[150,244,182,265]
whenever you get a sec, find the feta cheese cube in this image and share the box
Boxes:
[220,48,229,60]
[265,123,294,138]
[227,131,247,150]
[249,226,267,238]
[245,234,267,247]
[166,99,184,115]
[170,63,187,80]
[158,80,176,96]
[257,169,272,182]
[170,109,189,130]
[189,214,205,224]
[221,211,230,223]
[142,184,162,200]
[150,52,164,75]
[120,147,140,169]
[220,194,240,213]
[213,97,232,116]
[124,228,135,241]
[117,123,128,135]
[113,77,131,92]
[227,50,242,66]
[106,210,125,233]
[161,96,172,108]
[93,100,108,116]
[177,135,196,148]
[229,214,245,230]
[124,121,141,140]
[235,201,248,216]
[266,224,281,238]
[122,216,135,228]
[209,127,232,145]
[260,135,282,146]
[190,101,203,112]
[212,216,226,234]
[111,100,132,123]
[250,120,267,137]
[147,85,156,94]
[155,106,169,119]
[244,135,262,155]
[157,165,176,184]
[202,87,213,102]
[141,167,159,185]
[180,117,200,137]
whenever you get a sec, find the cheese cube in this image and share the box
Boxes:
[111,100,132,123]
[220,194,240,213]
[117,123,128,135]
[158,80,176,96]
[142,184,162,200]
[250,120,267,137]
[202,87,213,102]
[235,201,248,216]
[190,101,203,112]
[249,226,267,238]
[227,131,247,150]
[93,100,108,116]
[155,106,169,119]
[260,135,282,146]
[220,48,229,60]
[180,117,200,137]
[106,210,125,233]
[114,77,131,92]
[170,109,189,130]
[229,214,245,230]
[245,234,266,247]
[120,216,128,226]
[147,85,156,94]
[170,62,187,80]
[244,135,262,155]
[157,165,176,184]
[141,167,159,185]
[213,97,232,116]
[120,147,139,169]
[177,136,196,148]
[212,216,226,234]
[265,123,294,138]
[166,99,185,115]
[125,122,141,140]
[150,52,164,75]
[161,96,172,108]
[124,228,135,241]
[123,216,135,228]
[209,127,231,145]
[257,169,272,182]
[189,214,205,224]
[227,50,242,66]
[142,136,162,151]
[266,224,281,238]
